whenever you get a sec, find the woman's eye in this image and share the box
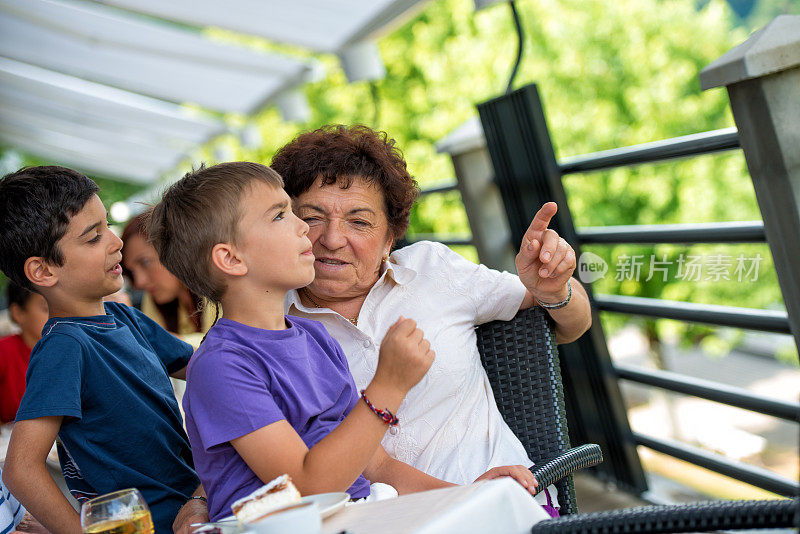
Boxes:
[351,220,370,227]
[274,211,285,221]
[88,234,101,244]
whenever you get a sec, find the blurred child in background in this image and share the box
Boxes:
[0,281,48,425]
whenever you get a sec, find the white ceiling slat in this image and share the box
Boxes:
[0,105,189,163]
[91,0,413,52]
[0,122,181,171]
[0,0,429,183]
[4,0,309,73]
[0,58,226,142]
[0,132,166,183]
[0,0,313,114]
[1,87,202,152]
[340,0,429,47]
[0,61,225,149]
[0,57,224,183]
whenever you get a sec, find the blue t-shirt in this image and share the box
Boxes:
[184,316,370,522]
[15,302,199,533]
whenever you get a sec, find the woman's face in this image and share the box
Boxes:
[294,176,394,301]
[122,234,184,304]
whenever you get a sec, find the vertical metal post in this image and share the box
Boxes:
[476,83,648,493]
[700,15,800,356]
[436,121,518,273]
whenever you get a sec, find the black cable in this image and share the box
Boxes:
[506,0,524,94]
[370,81,381,126]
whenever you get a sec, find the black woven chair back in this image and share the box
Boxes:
[476,306,577,515]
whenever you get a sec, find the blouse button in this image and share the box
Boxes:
[362,339,371,348]
[389,426,399,435]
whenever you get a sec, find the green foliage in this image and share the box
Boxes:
[741,0,799,30]
[2,0,794,362]
[199,0,792,361]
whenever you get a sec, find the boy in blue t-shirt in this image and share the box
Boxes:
[0,166,207,533]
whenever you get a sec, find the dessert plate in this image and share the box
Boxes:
[301,492,350,518]
[203,492,349,531]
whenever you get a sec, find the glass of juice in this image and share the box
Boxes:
[81,488,154,534]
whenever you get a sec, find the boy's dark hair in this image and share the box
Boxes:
[149,162,283,305]
[7,279,35,308]
[0,166,99,291]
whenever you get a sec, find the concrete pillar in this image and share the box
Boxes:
[700,15,800,354]
[436,118,518,272]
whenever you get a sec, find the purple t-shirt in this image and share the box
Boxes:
[183,316,371,521]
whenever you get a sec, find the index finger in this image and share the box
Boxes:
[525,202,558,240]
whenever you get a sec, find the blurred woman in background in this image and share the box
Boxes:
[121,213,213,347]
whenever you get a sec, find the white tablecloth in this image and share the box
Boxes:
[322,479,551,534]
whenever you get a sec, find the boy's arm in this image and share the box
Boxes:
[3,417,82,534]
[172,484,207,534]
[363,447,538,495]
[363,446,454,494]
[224,317,432,497]
[231,381,407,496]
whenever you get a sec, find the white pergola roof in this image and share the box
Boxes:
[0,0,428,184]
[93,0,426,53]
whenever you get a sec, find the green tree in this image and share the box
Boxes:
[208,0,788,361]
[4,0,795,366]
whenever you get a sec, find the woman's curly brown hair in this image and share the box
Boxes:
[271,124,419,239]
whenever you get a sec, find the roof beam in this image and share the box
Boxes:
[0,104,190,163]
[90,0,416,52]
[0,132,165,183]
[0,58,226,142]
[0,0,313,114]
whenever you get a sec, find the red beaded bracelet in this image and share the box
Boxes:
[360,390,399,426]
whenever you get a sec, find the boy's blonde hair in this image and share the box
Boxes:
[149,162,283,304]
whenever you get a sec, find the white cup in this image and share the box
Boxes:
[246,502,321,534]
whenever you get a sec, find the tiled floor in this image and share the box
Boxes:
[572,473,797,534]
[573,472,648,513]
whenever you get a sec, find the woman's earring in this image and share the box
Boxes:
[382,253,389,263]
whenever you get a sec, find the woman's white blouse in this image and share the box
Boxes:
[287,241,555,505]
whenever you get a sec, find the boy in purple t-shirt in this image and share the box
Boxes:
[149,162,538,521]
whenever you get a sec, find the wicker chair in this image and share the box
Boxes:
[476,306,798,532]
[476,305,602,515]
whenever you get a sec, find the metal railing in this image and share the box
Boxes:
[437,84,798,496]
[407,179,475,248]
[558,127,740,174]
[614,365,798,422]
[634,433,797,496]
[417,180,459,197]
[594,295,791,334]
[557,125,800,497]
[577,221,765,244]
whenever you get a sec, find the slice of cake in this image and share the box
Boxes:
[231,474,302,524]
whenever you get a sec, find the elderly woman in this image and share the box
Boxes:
[272,125,591,512]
